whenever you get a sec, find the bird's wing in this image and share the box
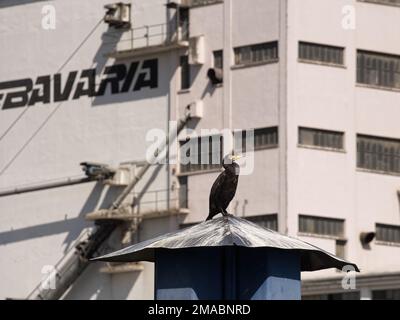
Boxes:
[209,172,227,214]
[209,172,226,200]
[221,175,239,208]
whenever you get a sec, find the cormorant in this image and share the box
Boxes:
[206,154,241,221]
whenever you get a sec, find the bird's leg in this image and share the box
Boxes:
[221,208,228,216]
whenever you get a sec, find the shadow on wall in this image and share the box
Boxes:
[0,182,127,253]
[0,0,50,8]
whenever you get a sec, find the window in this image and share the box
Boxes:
[180,55,190,90]
[299,127,344,151]
[376,223,400,244]
[234,41,278,66]
[299,215,345,238]
[372,288,400,300]
[335,239,347,259]
[358,0,400,7]
[178,176,188,209]
[234,127,278,153]
[178,7,189,40]
[303,292,360,300]
[246,214,278,231]
[191,0,223,7]
[180,214,278,231]
[180,135,223,173]
[357,135,400,174]
[357,50,400,90]
[213,50,223,69]
[180,127,279,174]
[299,42,344,66]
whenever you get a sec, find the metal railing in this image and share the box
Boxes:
[106,21,189,52]
[132,186,188,214]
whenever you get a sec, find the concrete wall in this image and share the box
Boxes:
[0,0,176,300]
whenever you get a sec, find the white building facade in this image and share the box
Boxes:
[0,0,400,300]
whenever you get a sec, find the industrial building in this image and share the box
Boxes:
[0,0,400,300]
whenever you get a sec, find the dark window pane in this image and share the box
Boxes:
[191,0,224,7]
[372,288,400,300]
[335,240,347,259]
[357,50,400,89]
[299,214,344,238]
[180,55,190,90]
[234,127,278,154]
[358,0,400,7]
[234,41,278,66]
[299,42,344,65]
[180,135,222,173]
[213,50,223,69]
[357,135,400,174]
[299,127,344,150]
[246,214,278,231]
[178,176,188,209]
[376,223,400,243]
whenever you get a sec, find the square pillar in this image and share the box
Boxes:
[154,247,301,300]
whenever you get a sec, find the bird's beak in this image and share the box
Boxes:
[230,154,242,161]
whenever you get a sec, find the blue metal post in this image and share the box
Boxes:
[154,247,301,300]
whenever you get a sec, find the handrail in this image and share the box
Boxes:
[0,175,93,198]
[104,20,189,51]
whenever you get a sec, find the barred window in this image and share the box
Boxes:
[180,214,277,231]
[357,135,400,174]
[246,214,278,231]
[299,127,344,150]
[376,223,400,244]
[358,0,400,7]
[213,50,223,69]
[234,127,278,153]
[299,42,344,66]
[180,55,191,90]
[299,215,345,238]
[234,41,278,66]
[357,50,400,89]
[372,289,400,300]
[180,135,222,173]
[180,127,279,174]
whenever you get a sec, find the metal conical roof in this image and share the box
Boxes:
[93,215,360,272]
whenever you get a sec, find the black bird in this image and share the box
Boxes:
[206,154,241,221]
